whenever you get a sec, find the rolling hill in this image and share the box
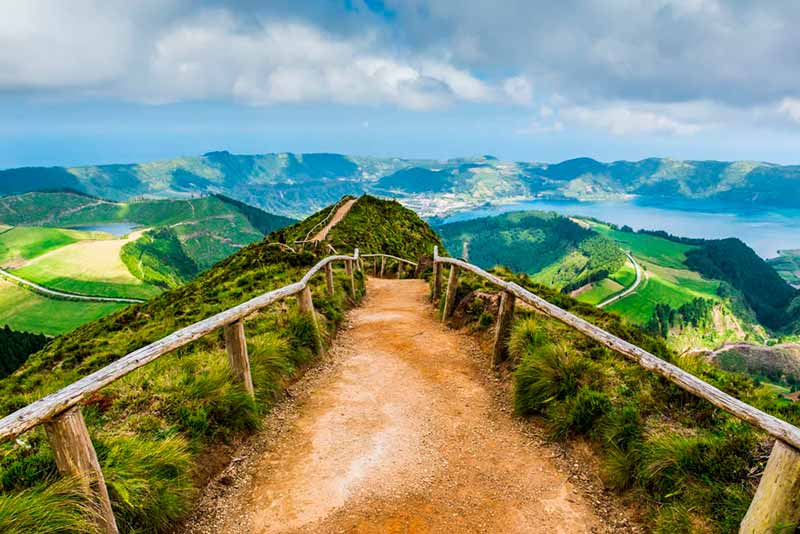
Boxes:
[1,152,799,218]
[434,209,799,351]
[0,192,295,335]
[436,211,625,291]
[0,195,441,533]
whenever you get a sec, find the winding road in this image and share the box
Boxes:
[0,267,145,304]
[597,252,642,308]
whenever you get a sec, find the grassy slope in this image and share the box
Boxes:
[10,231,161,300]
[0,195,440,534]
[768,249,800,286]
[0,227,101,266]
[447,266,800,533]
[276,195,443,259]
[0,279,125,335]
[436,210,624,290]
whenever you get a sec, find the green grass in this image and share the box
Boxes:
[446,267,800,532]
[0,195,427,533]
[593,225,694,269]
[0,227,96,266]
[0,280,126,335]
[10,232,161,300]
[610,261,636,287]
[575,278,624,305]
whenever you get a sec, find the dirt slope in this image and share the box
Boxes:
[183,278,623,533]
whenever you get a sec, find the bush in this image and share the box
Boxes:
[100,435,193,533]
[0,478,98,534]
[548,387,611,439]
[514,342,594,415]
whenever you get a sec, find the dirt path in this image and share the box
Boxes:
[183,278,620,534]
[311,198,357,243]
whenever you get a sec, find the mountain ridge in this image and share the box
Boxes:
[2,151,798,218]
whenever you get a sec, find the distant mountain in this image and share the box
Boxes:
[2,152,798,218]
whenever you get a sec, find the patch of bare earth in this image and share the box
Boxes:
[180,278,640,534]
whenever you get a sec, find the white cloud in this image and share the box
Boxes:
[502,76,533,106]
[561,103,705,136]
[0,2,524,111]
[779,98,800,123]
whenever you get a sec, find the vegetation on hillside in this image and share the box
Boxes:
[685,239,798,330]
[768,249,800,287]
[3,152,799,219]
[437,211,624,290]
[0,195,439,533]
[442,266,800,532]
[120,228,199,288]
[275,195,443,260]
[0,326,48,380]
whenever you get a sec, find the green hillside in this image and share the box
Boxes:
[0,196,441,533]
[769,249,800,287]
[436,211,625,290]
[277,195,442,259]
[446,265,800,532]
[0,192,295,336]
[1,152,798,218]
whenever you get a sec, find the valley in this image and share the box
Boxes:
[0,192,294,335]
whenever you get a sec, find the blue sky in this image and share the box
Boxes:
[3,0,800,168]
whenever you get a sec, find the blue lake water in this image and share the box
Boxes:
[70,222,139,237]
[437,199,800,259]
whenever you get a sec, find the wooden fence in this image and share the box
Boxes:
[0,250,361,534]
[432,246,800,533]
[1,243,797,533]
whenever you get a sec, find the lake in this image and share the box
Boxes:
[436,199,800,259]
[70,222,139,237]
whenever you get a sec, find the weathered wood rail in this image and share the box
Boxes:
[0,249,361,534]
[361,253,418,279]
[432,246,800,533]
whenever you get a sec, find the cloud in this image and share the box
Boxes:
[779,98,800,123]
[502,76,533,106]
[0,2,519,110]
[561,103,704,136]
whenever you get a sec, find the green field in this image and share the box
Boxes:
[0,279,126,335]
[607,260,720,323]
[591,224,694,269]
[0,227,103,266]
[574,277,624,305]
[609,261,636,287]
[9,228,161,299]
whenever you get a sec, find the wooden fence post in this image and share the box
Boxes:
[397,262,403,279]
[380,256,386,278]
[348,260,356,298]
[324,262,335,297]
[740,440,800,533]
[297,286,323,354]
[433,261,442,300]
[44,407,119,534]
[442,265,460,321]
[223,320,255,398]
[492,290,516,366]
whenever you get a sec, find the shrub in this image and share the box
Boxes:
[100,435,193,533]
[508,317,548,360]
[513,342,593,415]
[548,387,611,439]
[0,478,98,534]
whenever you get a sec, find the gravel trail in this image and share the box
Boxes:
[181,278,630,534]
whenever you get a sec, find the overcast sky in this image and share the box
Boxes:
[3,0,800,168]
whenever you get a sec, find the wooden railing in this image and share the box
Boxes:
[0,249,361,534]
[432,246,800,533]
[360,253,417,279]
